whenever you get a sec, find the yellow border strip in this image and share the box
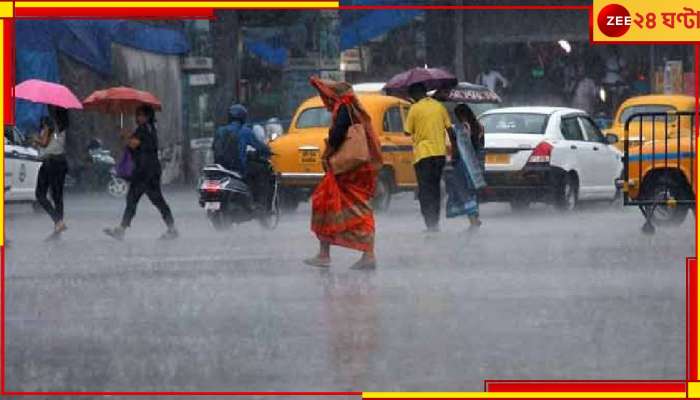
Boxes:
[689,382,700,398]
[363,393,687,399]
[15,1,339,8]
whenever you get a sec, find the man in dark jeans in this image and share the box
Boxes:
[404,83,455,232]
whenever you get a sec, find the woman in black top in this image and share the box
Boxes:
[104,105,178,240]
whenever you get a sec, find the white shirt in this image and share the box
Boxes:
[39,130,66,159]
[478,70,509,92]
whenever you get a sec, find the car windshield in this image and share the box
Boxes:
[444,102,499,122]
[480,113,548,134]
[619,105,676,124]
[295,107,332,129]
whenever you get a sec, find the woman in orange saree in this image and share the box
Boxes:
[304,76,383,270]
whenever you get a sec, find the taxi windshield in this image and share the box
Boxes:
[295,107,332,129]
[619,105,676,124]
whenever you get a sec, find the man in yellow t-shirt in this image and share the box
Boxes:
[404,82,454,232]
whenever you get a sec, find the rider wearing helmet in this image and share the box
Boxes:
[212,104,272,209]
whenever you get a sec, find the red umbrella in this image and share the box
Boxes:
[83,86,162,114]
[15,79,83,109]
[83,86,162,128]
[384,67,458,95]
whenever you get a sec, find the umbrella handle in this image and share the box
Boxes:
[120,113,123,129]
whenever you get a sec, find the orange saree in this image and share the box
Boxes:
[309,77,383,252]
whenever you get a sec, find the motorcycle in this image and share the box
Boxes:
[197,162,280,231]
[65,139,129,197]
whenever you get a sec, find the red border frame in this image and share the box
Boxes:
[2,2,697,397]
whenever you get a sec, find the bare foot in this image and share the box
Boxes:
[303,256,331,268]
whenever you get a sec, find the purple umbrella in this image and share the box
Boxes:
[383,67,458,95]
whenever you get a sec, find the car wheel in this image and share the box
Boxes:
[555,174,578,211]
[509,199,530,212]
[641,174,691,226]
[372,170,393,212]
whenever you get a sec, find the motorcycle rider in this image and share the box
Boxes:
[212,104,273,210]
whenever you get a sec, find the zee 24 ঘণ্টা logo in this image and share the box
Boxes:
[596,1,700,41]
[597,3,632,37]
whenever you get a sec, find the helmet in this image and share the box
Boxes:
[228,104,248,123]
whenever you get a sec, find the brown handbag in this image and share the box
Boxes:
[328,111,370,175]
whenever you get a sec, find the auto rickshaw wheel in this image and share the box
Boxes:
[640,173,692,227]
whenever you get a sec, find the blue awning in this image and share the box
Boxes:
[15,20,190,131]
[340,8,424,50]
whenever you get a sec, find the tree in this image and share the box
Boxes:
[454,0,465,81]
[211,11,240,125]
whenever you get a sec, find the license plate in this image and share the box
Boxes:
[299,149,320,164]
[486,153,510,165]
[205,202,221,211]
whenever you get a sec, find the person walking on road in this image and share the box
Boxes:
[32,109,69,240]
[572,65,598,115]
[477,66,509,94]
[404,82,455,232]
[104,105,178,241]
[445,103,487,232]
[304,76,383,270]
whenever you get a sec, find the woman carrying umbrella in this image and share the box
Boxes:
[304,77,382,270]
[445,103,487,232]
[103,104,178,240]
[32,108,69,239]
[14,79,83,240]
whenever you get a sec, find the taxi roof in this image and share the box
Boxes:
[619,94,695,110]
[297,93,409,111]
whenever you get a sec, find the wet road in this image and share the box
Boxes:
[5,189,693,394]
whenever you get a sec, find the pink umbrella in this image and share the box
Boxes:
[14,79,83,109]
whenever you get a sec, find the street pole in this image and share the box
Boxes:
[454,1,465,81]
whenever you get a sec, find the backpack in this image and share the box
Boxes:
[213,126,241,171]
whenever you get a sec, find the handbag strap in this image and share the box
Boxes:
[343,104,356,125]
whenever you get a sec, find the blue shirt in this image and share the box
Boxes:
[213,121,270,174]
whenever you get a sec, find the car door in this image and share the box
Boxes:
[6,127,41,201]
[578,115,620,199]
[4,135,17,199]
[382,104,415,188]
[552,114,596,198]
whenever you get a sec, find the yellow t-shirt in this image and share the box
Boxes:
[404,97,451,164]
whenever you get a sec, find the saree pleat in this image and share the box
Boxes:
[311,163,377,252]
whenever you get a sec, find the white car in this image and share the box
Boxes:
[4,126,41,203]
[478,107,623,210]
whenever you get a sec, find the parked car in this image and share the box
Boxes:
[478,107,623,211]
[270,93,413,212]
[604,94,695,151]
[4,126,41,204]
[617,110,695,232]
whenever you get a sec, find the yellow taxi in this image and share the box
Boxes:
[270,93,414,211]
[619,110,696,231]
[605,94,695,151]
